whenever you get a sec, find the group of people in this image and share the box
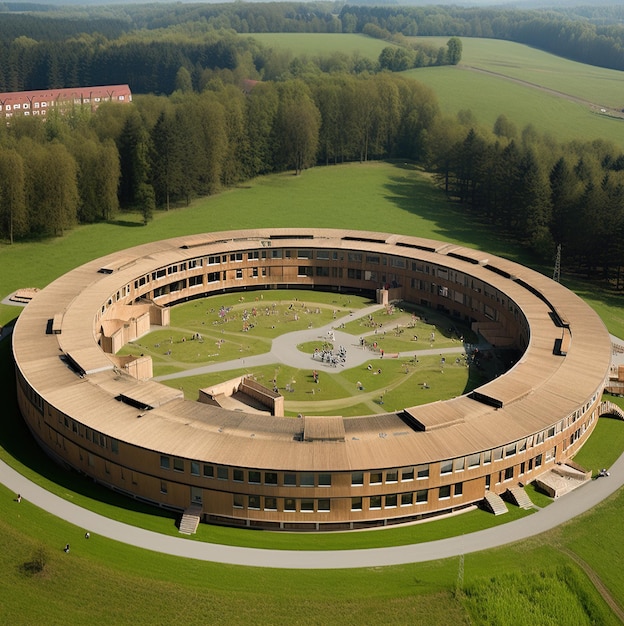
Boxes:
[312,344,347,367]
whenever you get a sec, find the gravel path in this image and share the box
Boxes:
[1,451,622,569]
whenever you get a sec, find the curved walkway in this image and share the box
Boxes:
[3,311,623,569]
[1,451,622,569]
[155,304,481,382]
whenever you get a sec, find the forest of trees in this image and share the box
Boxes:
[2,67,624,285]
[3,2,624,87]
[1,2,624,284]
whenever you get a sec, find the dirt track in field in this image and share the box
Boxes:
[461,65,624,119]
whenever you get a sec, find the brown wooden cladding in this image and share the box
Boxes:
[13,229,610,530]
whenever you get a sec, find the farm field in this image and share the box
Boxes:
[245,32,395,60]
[2,159,624,623]
[243,33,624,146]
[407,37,624,146]
[412,36,624,109]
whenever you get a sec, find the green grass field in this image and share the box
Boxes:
[2,161,624,624]
[130,292,481,414]
[241,33,624,147]
[406,36,624,146]
[245,32,395,60]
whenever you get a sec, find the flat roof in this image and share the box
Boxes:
[13,229,611,471]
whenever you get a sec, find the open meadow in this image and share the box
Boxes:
[246,32,395,61]
[1,159,624,623]
[245,32,624,147]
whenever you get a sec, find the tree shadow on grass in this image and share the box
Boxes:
[383,172,517,257]
[109,219,145,228]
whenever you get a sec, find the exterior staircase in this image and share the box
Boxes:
[179,503,203,535]
[506,486,533,509]
[483,491,508,516]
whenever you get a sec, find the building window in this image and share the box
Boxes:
[454,483,463,496]
[217,466,228,480]
[385,494,397,508]
[440,460,453,475]
[283,473,296,486]
[233,494,244,509]
[494,447,503,461]
[467,453,480,468]
[417,464,429,479]
[454,457,465,472]
[160,455,170,470]
[190,461,200,476]
[386,470,398,483]
[233,469,244,482]
[264,472,278,485]
[173,458,184,472]
[483,450,492,464]
[160,481,167,494]
[248,495,260,510]
[401,492,413,506]
[318,473,331,487]
[370,495,382,510]
[401,467,414,481]
[351,497,362,511]
[249,470,261,484]
[505,444,516,458]
[416,490,428,504]
[504,467,514,481]
[203,465,214,478]
[351,472,364,486]
[370,471,383,484]
[264,497,277,511]
[301,499,314,512]
[300,473,315,487]
[318,499,330,512]
[439,485,451,500]
[284,498,296,512]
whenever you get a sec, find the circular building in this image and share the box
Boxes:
[13,229,611,531]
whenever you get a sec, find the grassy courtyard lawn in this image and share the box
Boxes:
[159,352,472,417]
[119,291,373,376]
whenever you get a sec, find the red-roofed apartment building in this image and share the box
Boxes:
[0,84,132,119]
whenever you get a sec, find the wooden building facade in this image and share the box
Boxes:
[13,229,611,530]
